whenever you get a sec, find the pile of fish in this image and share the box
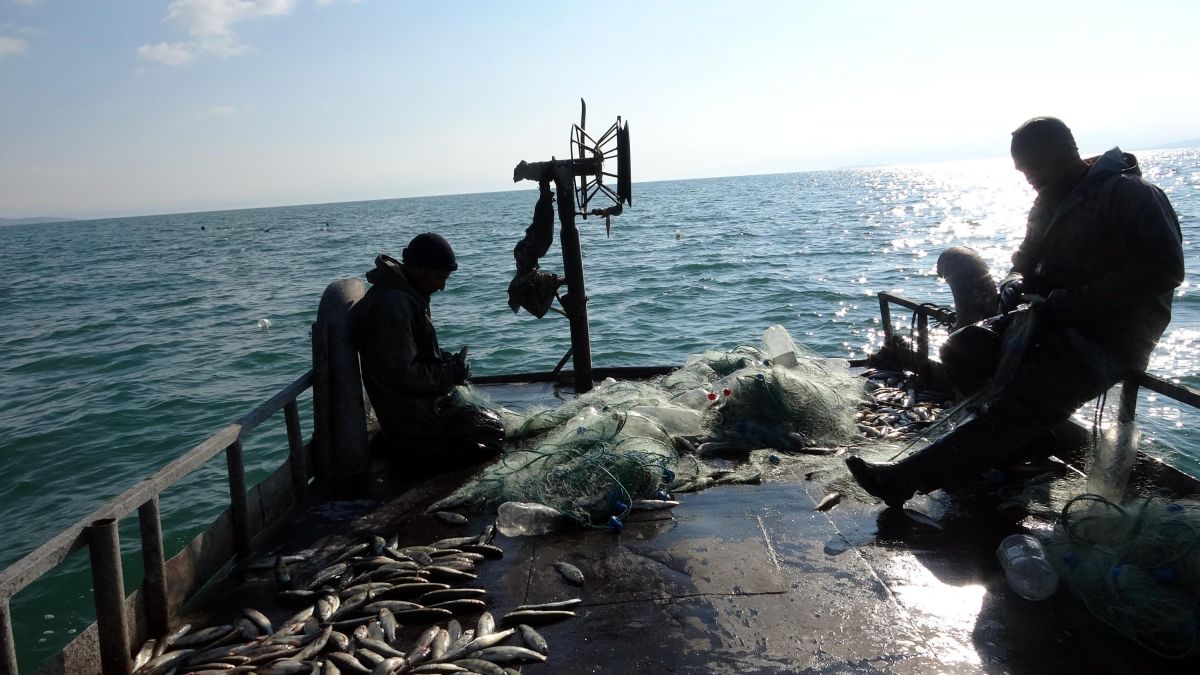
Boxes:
[131,527,575,675]
[854,369,951,440]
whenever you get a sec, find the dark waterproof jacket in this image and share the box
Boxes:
[351,255,458,435]
[1011,148,1183,371]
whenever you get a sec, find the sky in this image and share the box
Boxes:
[2,0,1199,219]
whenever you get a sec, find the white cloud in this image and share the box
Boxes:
[166,0,296,38]
[316,0,360,5]
[137,41,195,66]
[0,35,27,60]
[202,105,239,115]
[137,0,297,66]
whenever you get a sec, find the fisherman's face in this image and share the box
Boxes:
[407,266,452,295]
[1014,156,1079,196]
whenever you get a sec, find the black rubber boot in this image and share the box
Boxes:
[845,414,1044,508]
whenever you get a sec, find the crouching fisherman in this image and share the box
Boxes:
[847,116,1184,508]
[351,232,504,466]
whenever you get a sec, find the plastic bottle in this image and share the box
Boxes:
[674,387,718,411]
[629,405,704,436]
[996,533,1059,601]
[762,325,799,368]
[496,502,564,537]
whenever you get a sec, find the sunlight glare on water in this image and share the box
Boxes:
[0,148,1198,670]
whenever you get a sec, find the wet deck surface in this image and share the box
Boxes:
[183,382,1200,674]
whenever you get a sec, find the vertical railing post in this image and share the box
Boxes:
[553,167,592,394]
[916,312,929,366]
[225,440,251,560]
[1,598,18,675]
[136,497,169,640]
[284,400,308,500]
[1119,375,1140,424]
[879,295,893,342]
[87,519,132,675]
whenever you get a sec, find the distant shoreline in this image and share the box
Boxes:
[0,217,76,227]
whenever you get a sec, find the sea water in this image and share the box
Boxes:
[1,149,1198,669]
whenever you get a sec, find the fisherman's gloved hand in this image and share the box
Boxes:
[998,274,1025,313]
[451,346,472,384]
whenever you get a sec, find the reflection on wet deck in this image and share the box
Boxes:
[180,380,1199,674]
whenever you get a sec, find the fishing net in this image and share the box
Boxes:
[1046,493,1200,659]
[449,327,865,528]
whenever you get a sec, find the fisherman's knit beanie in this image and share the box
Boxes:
[1011,117,1080,166]
[402,232,458,271]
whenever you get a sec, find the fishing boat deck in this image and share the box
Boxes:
[174,380,1200,675]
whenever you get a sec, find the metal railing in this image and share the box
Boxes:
[877,290,1200,437]
[0,370,314,675]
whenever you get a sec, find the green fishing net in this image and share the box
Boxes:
[1047,493,1200,659]
[452,327,865,528]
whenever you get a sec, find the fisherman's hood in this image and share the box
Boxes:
[366,254,425,299]
[1083,147,1141,185]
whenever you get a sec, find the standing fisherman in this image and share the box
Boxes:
[847,117,1184,507]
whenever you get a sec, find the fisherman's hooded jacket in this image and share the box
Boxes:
[351,255,459,436]
[1012,147,1184,372]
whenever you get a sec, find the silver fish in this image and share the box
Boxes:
[459,543,503,559]
[424,566,477,582]
[499,609,575,626]
[316,593,341,622]
[552,561,584,585]
[426,494,472,513]
[156,622,192,655]
[132,639,156,670]
[327,651,372,675]
[274,554,294,590]
[369,535,387,555]
[513,598,581,611]
[294,625,332,661]
[463,627,514,654]
[362,600,424,614]
[391,607,455,623]
[397,549,435,566]
[431,536,478,549]
[428,599,488,615]
[358,638,406,659]
[378,607,398,643]
[516,624,548,655]
[256,658,312,675]
[136,648,194,675]
[408,625,441,659]
[446,619,462,643]
[419,588,487,604]
[449,659,505,675]
[430,627,451,659]
[814,492,841,511]
[472,645,548,665]
[356,648,385,667]
[371,656,407,675]
[475,611,495,637]
[310,562,350,588]
[630,499,680,511]
[330,542,370,565]
[171,624,233,648]
[434,511,469,525]
[410,664,468,673]
[242,607,273,635]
